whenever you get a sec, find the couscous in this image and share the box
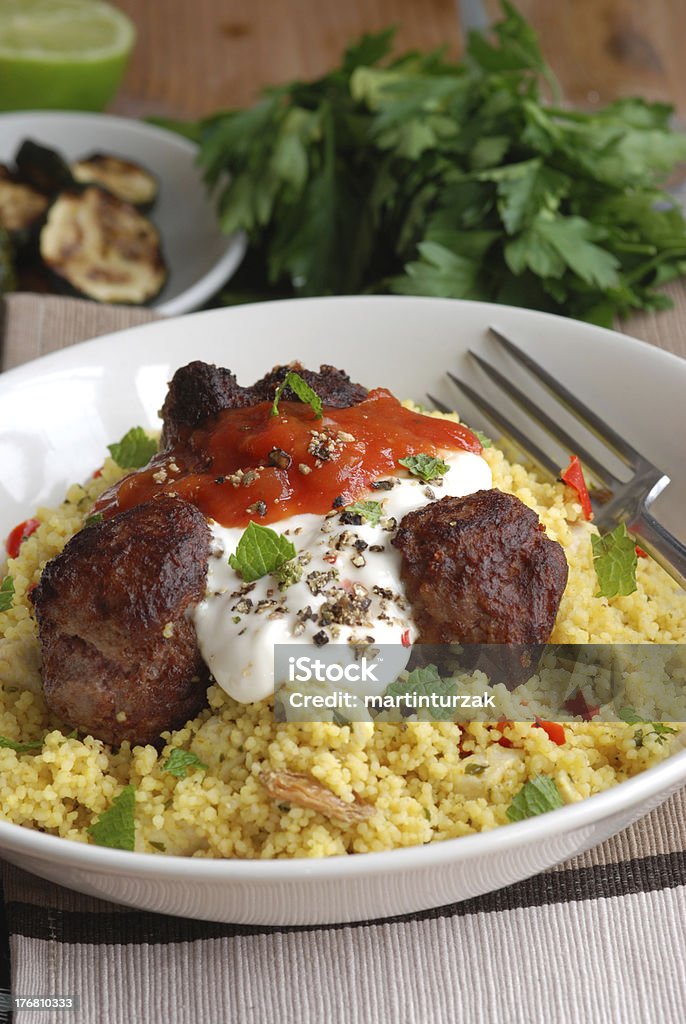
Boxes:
[0,402,684,858]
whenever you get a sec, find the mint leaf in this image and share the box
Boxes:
[343,500,385,525]
[398,453,450,482]
[0,576,14,613]
[506,775,564,822]
[229,521,297,582]
[472,430,492,448]
[385,664,456,721]
[592,523,638,598]
[271,371,323,418]
[88,785,136,851]
[107,427,157,469]
[163,748,208,779]
[618,706,644,725]
[618,707,677,745]
[0,734,43,753]
[652,723,678,739]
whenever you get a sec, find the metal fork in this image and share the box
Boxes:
[428,326,686,591]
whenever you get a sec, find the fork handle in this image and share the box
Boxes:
[630,508,686,591]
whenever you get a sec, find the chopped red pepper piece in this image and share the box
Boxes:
[534,717,566,745]
[635,545,648,559]
[561,455,593,521]
[401,629,411,648]
[495,720,514,748]
[564,691,600,721]
[5,518,40,559]
[92,468,103,479]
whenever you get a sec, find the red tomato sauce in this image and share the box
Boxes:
[95,389,481,528]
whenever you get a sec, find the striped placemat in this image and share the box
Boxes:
[1,291,686,1024]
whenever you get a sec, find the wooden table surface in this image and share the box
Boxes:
[112,0,686,121]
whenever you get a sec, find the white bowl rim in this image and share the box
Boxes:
[1,294,685,881]
[0,110,247,316]
[4,293,686,382]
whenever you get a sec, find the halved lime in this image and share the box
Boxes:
[0,0,136,112]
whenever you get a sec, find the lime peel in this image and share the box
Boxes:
[0,0,135,111]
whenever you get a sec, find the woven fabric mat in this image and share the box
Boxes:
[1,290,686,1024]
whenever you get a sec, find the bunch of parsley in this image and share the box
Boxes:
[166,2,686,325]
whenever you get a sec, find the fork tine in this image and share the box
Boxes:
[468,350,620,487]
[489,327,639,465]
[426,393,452,414]
[445,372,561,480]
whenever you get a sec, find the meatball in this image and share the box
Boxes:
[32,496,211,746]
[160,360,368,447]
[392,489,568,683]
[159,361,251,447]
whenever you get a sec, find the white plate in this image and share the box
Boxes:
[0,111,246,315]
[0,296,685,925]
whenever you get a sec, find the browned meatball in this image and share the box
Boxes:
[32,496,211,746]
[392,488,568,652]
[251,363,368,408]
[160,361,368,447]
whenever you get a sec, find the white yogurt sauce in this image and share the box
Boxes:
[191,450,492,703]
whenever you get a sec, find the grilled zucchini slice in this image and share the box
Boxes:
[15,140,74,195]
[40,187,167,305]
[0,163,49,247]
[71,153,158,210]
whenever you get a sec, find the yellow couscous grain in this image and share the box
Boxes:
[0,420,684,858]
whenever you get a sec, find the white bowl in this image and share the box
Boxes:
[1,296,685,925]
[0,111,246,315]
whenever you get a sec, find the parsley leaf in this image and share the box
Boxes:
[185,3,686,325]
[163,748,209,779]
[0,576,14,613]
[229,521,297,582]
[591,523,638,598]
[506,775,564,822]
[497,160,569,234]
[398,453,450,482]
[88,785,136,851]
[0,734,43,753]
[107,427,157,469]
[344,500,385,525]
[385,664,456,721]
[84,513,103,528]
[271,371,323,418]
